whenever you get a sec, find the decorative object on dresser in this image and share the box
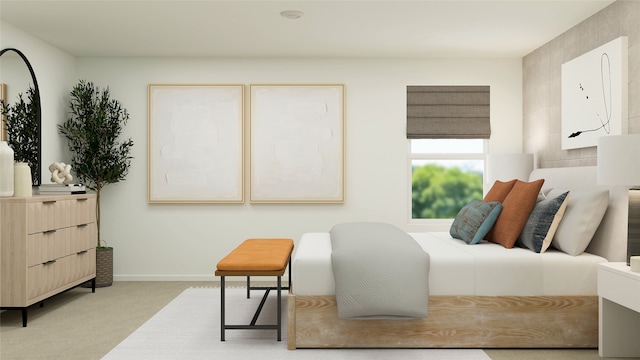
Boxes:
[0,140,14,196]
[0,48,42,185]
[58,80,134,287]
[13,161,32,197]
[35,183,86,195]
[597,133,640,265]
[0,194,97,326]
[48,161,74,184]
[631,256,640,272]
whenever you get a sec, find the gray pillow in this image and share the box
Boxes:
[450,200,502,245]
[518,191,569,253]
[547,189,609,256]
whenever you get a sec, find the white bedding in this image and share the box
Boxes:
[292,231,607,296]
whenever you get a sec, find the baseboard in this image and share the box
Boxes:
[114,275,290,282]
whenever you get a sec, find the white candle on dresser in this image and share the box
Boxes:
[0,141,14,196]
[13,162,32,197]
[631,256,640,273]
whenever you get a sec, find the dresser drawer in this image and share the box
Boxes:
[71,222,97,253]
[26,199,70,234]
[26,223,96,267]
[26,248,96,303]
[26,227,73,267]
[71,196,96,225]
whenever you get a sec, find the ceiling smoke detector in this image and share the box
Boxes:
[280,10,304,20]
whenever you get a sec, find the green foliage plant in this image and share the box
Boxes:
[0,87,40,183]
[58,80,134,248]
[412,163,483,219]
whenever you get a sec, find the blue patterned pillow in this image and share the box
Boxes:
[450,200,502,244]
[518,191,570,253]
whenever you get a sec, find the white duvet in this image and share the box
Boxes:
[292,232,606,296]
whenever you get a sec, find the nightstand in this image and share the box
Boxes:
[597,262,640,358]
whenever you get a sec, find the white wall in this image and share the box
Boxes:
[2,19,524,280]
[0,22,77,172]
[75,57,523,280]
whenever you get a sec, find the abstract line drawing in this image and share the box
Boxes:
[568,53,611,139]
[561,36,628,150]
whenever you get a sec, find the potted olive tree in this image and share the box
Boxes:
[58,80,134,287]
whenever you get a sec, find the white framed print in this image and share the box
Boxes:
[148,84,244,203]
[250,84,345,203]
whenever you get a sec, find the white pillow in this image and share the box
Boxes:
[547,188,609,256]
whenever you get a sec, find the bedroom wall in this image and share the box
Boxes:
[1,19,523,281]
[0,22,77,168]
[73,57,522,280]
[523,0,640,168]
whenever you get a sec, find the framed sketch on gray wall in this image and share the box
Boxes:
[250,84,345,203]
[148,84,244,203]
[561,36,628,150]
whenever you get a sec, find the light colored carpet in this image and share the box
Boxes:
[102,287,490,360]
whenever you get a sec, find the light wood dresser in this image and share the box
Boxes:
[0,193,97,326]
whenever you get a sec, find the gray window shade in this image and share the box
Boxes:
[407,86,490,139]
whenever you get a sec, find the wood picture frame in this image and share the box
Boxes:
[148,84,244,203]
[249,84,345,203]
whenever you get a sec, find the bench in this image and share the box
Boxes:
[215,238,294,341]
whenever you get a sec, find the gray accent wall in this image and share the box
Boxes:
[523,0,640,168]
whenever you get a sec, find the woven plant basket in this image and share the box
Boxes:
[95,247,113,287]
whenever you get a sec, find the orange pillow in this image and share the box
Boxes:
[488,179,545,248]
[484,180,517,202]
[483,179,517,241]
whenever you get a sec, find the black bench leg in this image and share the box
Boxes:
[246,276,250,299]
[277,275,282,341]
[220,276,226,341]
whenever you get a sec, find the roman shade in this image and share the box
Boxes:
[407,86,490,139]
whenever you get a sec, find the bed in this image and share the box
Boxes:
[287,166,628,349]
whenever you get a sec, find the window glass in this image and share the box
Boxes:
[410,140,485,220]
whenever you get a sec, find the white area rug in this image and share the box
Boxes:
[102,287,491,360]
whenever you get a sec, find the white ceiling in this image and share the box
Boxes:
[0,0,615,58]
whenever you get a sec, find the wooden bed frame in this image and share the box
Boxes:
[287,166,627,349]
[288,294,597,349]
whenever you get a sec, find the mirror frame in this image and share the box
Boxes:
[0,47,42,186]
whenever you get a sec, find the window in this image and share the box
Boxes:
[410,139,486,219]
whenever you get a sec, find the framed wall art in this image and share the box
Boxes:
[561,36,628,150]
[249,84,345,203]
[148,84,244,203]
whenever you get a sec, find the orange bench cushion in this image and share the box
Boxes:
[216,238,294,272]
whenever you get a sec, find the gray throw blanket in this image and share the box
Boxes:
[330,222,430,319]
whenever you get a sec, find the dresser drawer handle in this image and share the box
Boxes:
[77,250,88,255]
[43,229,57,234]
[42,260,57,265]
[76,198,88,202]
[43,200,57,205]
[77,223,88,228]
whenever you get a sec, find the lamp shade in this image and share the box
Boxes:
[486,153,534,185]
[597,134,640,186]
